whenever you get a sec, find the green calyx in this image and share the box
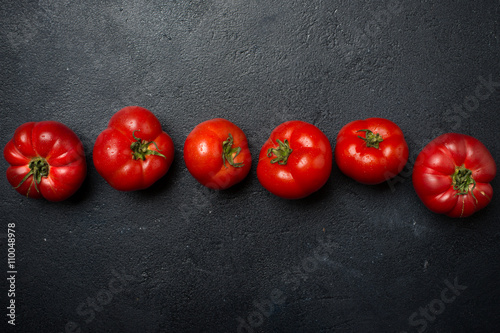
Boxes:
[357,129,383,149]
[222,133,244,168]
[130,130,166,161]
[15,157,49,195]
[267,139,293,165]
[452,165,477,201]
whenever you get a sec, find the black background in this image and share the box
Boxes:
[1,1,500,332]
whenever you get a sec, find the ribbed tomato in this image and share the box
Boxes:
[93,106,174,191]
[412,133,496,218]
[4,121,87,201]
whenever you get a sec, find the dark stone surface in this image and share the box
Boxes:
[1,1,499,332]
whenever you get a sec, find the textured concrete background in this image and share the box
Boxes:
[1,1,499,332]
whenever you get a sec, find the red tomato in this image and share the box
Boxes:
[412,133,496,218]
[93,106,174,191]
[183,118,251,190]
[3,121,87,201]
[257,121,332,199]
[335,118,409,185]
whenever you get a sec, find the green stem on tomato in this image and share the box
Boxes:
[222,133,244,168]
[357,129,383,149]
[267,139,293,165]
[130,130,166,161]
[14,157,50,195]
[452,165,477,202]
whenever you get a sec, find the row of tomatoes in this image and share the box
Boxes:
[4,106,496,218]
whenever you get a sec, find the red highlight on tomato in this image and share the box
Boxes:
[93,106,175,191]
[4,121,87,201]
[335,117,409,185]
[412,133,496,218]
[257,120,333,199]
[183,118,252,190]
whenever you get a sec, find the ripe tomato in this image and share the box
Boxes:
[183,118,251,190]
[412,133,496,218]
[93,106,174,191]
[3,121,87,201]
[335,118,409,185]
[257,121,332,199]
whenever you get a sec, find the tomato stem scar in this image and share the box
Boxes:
[452,165,477,202]
[267,139,293,165]
[14,157,49,195]
[130,130,166,161]
[357,129,383,149]
[222,133,244,168]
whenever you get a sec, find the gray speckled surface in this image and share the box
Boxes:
[1,1,499,332]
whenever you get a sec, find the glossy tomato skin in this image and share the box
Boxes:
[335,118,409,185]
[93,106,174,191]
[183,118,251,190]
[412,133,496,218]
[3,121,87,201]
[257,121,332,199]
